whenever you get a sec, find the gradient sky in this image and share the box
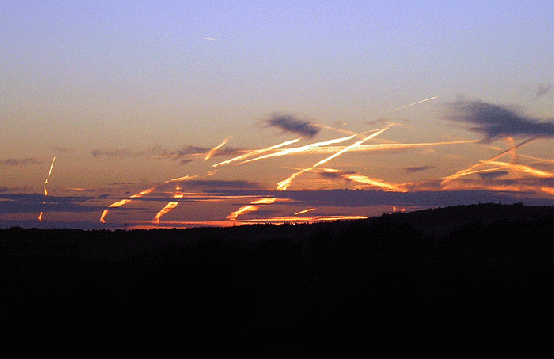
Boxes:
[1,0,552,229]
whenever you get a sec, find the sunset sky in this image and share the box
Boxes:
[1,0,552,229]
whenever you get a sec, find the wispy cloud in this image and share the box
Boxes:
[204,188,554,208]
[533,83,552,100]
[404,166,434,173]
[50,146,76,153]
[0,193,101,214]
[176,145,244,158]
[267,113,320,138]
[317,169,357,179]
[477,170,509,179]
[92,149,143,158]
[182,179,262,189]
[0,158,42,166]
[444,101,554,142]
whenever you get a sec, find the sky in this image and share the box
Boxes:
[1,0,552,229]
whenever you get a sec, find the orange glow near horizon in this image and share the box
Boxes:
[124,214,368,229]
[241,215,368,223]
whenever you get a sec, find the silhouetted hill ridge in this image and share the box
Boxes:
[1,203,552,357]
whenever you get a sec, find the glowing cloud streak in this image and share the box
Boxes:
[240,134,359,165]
[391,96,438,111]
[212,138,301,168]
[294,208,315,215]
[277,125,392,190]
[440,180,554,195]
[100,175,196,223]
[441,137,537,186]
[154,186,184,224]
[306,139,478,154]
[204,137,231,161]
[483,161,554,178]
[344,174,408,192]
[226,197,277,221]
[38,156,56,221]
[316,124,364,138]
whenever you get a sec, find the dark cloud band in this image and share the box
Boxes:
[444,101,554,142]
[267,114,320,138]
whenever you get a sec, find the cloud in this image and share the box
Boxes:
[317,169,357,179]
[180,159,193,165]
[92,145,244,161]
[0,158,42,166]
[182,179,262,189]
[444,101,554,142]
[205,188,554,208]
[92,149,143,158]
[50,146,76,153]
[0,193,101,214]
[404,166,434,173]
[176,146,208,156]
[477,170,509,180]
[367,118,410,125]
[267,113,320,138]
[534,83,552,99]
[176,145,243,158]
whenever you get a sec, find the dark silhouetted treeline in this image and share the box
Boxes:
[1,203,552,357]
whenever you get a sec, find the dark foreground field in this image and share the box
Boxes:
[2,203,552,356]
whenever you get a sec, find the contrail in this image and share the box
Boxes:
[100,175,196,223]
[100,185,157,223]
[164,175,197,184]
[296,139,478,154]
[205,137,231,161]
[506,137,517,164]
[277,125,392,190]
[390,96,438,112]
[239,134,360,165]
[294,208,315,215]
[440,179,554,195]
[226,198,277,221]
[321,168,407,192]
[316,124,365,138]
[441,137,537,186]
[212,138,301,168]
[343,174,408,192]
[483,160,554,178]
[38,156,56,221]
[154,186,184,224]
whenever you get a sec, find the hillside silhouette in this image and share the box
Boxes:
[1,203,552,357]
